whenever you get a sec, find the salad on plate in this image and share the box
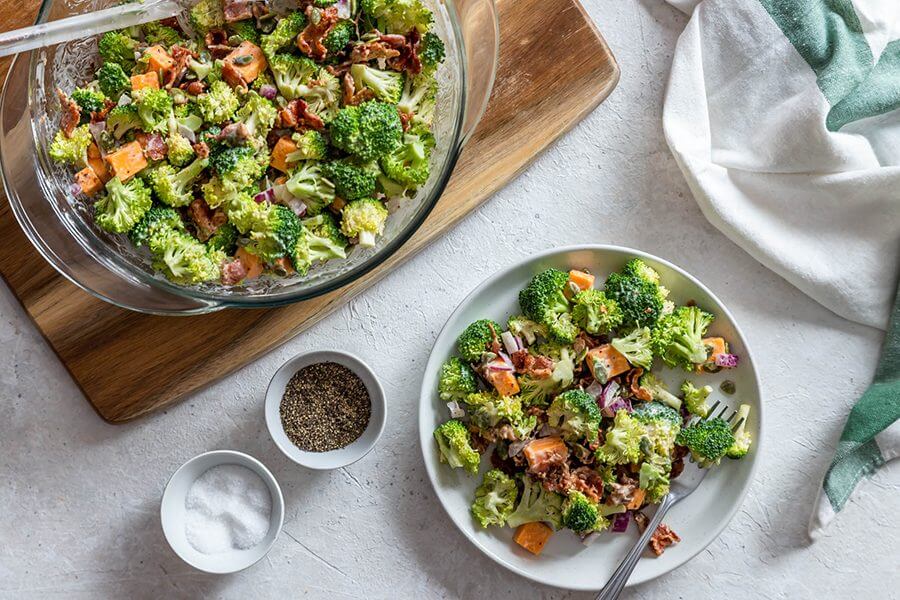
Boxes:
[48,0,445,286]
[432,259,753,557]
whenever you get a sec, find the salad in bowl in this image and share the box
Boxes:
[431,258,753,558]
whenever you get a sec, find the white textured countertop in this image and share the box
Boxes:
[2,2,898,598]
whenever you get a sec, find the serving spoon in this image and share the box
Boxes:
[0,0,182,59]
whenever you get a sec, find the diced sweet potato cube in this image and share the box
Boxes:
[104,141,147,182]
[74,167,103,196]
[523,436,568,471]
[236,247,263,280]
[130,71,160,91]
[144,45,174,74]
[568,269,595,292]
[586,344,630,383]
[269,136,298,173]
[702,337,727,359]
[86,143,110,182]
[222,41,267,87]
[485,365,520,397]
[514,522,553,555]
[626,488,646,510]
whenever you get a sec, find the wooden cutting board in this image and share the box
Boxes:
[0,0,618,422]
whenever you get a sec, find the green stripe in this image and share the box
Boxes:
[823,438,884,510]
[827,40,900,130]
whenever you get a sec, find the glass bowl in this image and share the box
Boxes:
[0,0,498,314]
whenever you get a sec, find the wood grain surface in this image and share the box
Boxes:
[0,0,619,422]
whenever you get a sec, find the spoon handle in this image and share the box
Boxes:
[0,0,182,59]
[595,494,677,600]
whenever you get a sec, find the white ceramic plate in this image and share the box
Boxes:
[418,245,763,591]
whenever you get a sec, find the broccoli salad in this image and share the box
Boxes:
[48,0,445,287]
[433,259,753,557]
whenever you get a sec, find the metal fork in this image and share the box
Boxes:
[595,402,744,600]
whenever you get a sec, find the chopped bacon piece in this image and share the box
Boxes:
[164,45,198,89]
[205,29,233,58]
[297,5,339,61]
[341,72,375,106]
[398,110,412,132]
[188,198,227,241]
[570,466,605,503]
[183,80,207,96]
[648,524,680,556]
[607,480,638,506]
[510,349,554,379]
[91,99,116,123]
[348,40,401,63]
[216,122,251,144]
[135,132,168,161]
[487,322,502,355]
[223,0,254,22]
[626,367,652,401]
[57,89,81,137]
[192,141,210,159]
[221,258,248,285]
[277,98,325,131]
[159,17,183,32]
[385,28,422,74]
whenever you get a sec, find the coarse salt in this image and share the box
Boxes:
[184,464,272,555]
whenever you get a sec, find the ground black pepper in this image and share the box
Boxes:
[280,362,371,452]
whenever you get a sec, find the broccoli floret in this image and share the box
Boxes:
[49,125,92,166]
[380,129,432,187]
[129,205,184,246]
[94,176,152,233]
[561,490,608,534]
[456,319,502,362]
[298,69,341,121]
[201,178,267,232]
[150,229,223,285]
[595,409,644,465]
[611,327,653,369]
[438,357,477,402]
[147,156,209,207]
[349,63,403,104]
[547,389,601,442]
[725,404,752,459]
[322,160,376,201]
[518,268,579,344]
[206,221,238,254]
[246,205,302,262]
[433,419,480,474]
[471,469,517,528]
[196,80,240,124]
[189,0,225,35]
[360,0,433,34]
[166,132,196,167]
[97,62,132,99]
[464,392,529,434]
[506,475,564,530]
[98,31,138,69]
[637,372,682,411]
[210,145,265,190]
[329,101,403,162]
[132,88,174,133]
[70,87,106,118]
[676,417,735,465]
[505,316,547,346]
[233,91,277,138]
[638,462,670,503]
[398,73,437,125]
[303,213,348,262]
[260,12,307,59]
[285,161,336,215]
[268,53,318,100]
[571,289,622,335]
[622,258,662,285]
[143,21,182,47]
[681,380,712,417]
[604,267,666,329]
[418,31,445,74]
[631,401,681,427]
[518,346,575,407]
[323,19,354,54]
[287,131,328,162]
[105,105,141,139]
[227,20,260,44]
[340,198,388,247]
[651,306,715,370]
[633,402,681,464]
[290,226,313,275]
[188,56,216,81]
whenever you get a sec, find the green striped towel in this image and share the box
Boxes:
[661,0,900,532]
[810,282,900,535]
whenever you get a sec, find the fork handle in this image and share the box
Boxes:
[595,494,677,600]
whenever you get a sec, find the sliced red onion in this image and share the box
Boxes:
[446,401,465,419]
[68,182,82,197]
[514,336,524,349]
[259,84,277,100]
[335,0,351,18]
[498,351,514,369]
[487,360,514,372]
[177,124,196,143]
[283,198,307,217]
[117,93,132,106]
[500,331,520,355]
[253,188,276,204]
[602,397,632,418]
[585,379,604,402]
[714,353,739,368]
[597,380,620,410]
[612,512,630,533]
[272,183,292,204]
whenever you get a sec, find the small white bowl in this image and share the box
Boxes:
[160,450,284,574]
[265,350,386,470]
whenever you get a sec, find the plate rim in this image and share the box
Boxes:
[417,244,764,591]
